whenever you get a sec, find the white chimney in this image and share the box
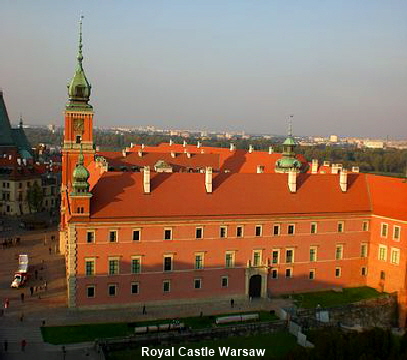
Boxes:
[183,140,187,147]
[205,167,213,193]
[143,166,150,194]
[268,147,273,154]
[17,158,21,165]
[352,166,359,173]
[197,141,201,148]
[257,165,264,173]
[201,149,205,154]
[171,151,176,158]
[288,169,297,193]
[248,144,254,153]
[23,159,27,165]
[331,164,339,174]
[311,159,318,174]
[138,150,143,157]
[169,139,173,146]
[141,143,145,149]
[230,143,235,151]
[187,152,191,159]
[340,169,348,192]
[122,149,126,157]
[130,142,134,148]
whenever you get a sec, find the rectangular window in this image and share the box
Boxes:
[131,257,141,274]
[393,226,401,241]
[337,221,344,233]
[310,222,317,234]
[285,268,293,278]
[253,250,262,267]
[194,279,202,289]
[220,226,227,238]
[195,227,203,239]
[361,243,368,258]
[378,245,387,261]
[132,229,141,241]
[108,284,117,297]
[273,224,280,236]
[362,221,369,232]
[361,267,367,276]
[86,231,95,244]
[255,225,262,237]
[163,280,171,292]
[131,282,139,294]
[87,285,95,298]
[221,276,228,287]
[225,251,235,268]
[236,226,243,238]
[108,259,119,275]
[271,269,278,279]
[309,247,317,262]
[164,228,172,240]
[380,271,385,280]
[335,267,341,278]
[195,253,204,269]
[109,230,118,243]
[286,249,294,263]
[85,259,95,276]
[381,223,388,238]
[287,224,295,235]
[164,256,173,272]
[309,269,315,280]
[272,250,280,264]
[390,248,400,265]
[335,245,343,260]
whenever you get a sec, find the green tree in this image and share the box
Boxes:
[26,181,44,213]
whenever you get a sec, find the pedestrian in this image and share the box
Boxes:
[21,339,27,352]
[4,298,9,309]
[142,305,146,315]
[44,280,48,291]
[35,286,38,293]
[30,286,34,296]
[4,339,8,352]
[35,269,38,280]
[230,298,235,308]
[20,292,25,303]
[49,247,52,255]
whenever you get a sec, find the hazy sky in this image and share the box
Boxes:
[1,1,407,138]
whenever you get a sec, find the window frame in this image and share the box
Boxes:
[309,269,316,280]
[85,257,95,276]
[285,248,294,264]
[225,251,235,268]
[195,227,203,239]
[221,276,228,288]
[390,248,400,265]
[272,249,280,264]
[393,226,401,241]
[271,268,278,279]
[131,256,142,274]
[381,223,388,238]
[273,224,281,236]
[337,221,344,233]
[131,281,139,294]
[310,222,317,234]
[164,227,172,240]
[194,252,204,270]
[163,255,173,272]
[309,246,317,262]
[335,267,341,278]
[335,244,344,260]
[108,258,120,275]
[163,280,171,293]
[108,230,118,243]
[255,225,262,237]
[361,243,368,258]
[132,228,141,241]
[285,268,293,278]
[362,221,369,232]
[378,244,387,261]
[252,250,262,267]
[194,278,202,289]
[287,224,295,235]
[220,226,227,238]
[236,226,243,238]
[86,285,95,298]
[86,231,95,244]
[108,284,117,297]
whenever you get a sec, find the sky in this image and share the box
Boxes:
[1,1,407,138]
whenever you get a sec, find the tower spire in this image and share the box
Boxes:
[77,15,84,70]
[19,113,23,129]
[288,114,293,137]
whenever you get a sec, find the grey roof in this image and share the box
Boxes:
[0,91,15,146]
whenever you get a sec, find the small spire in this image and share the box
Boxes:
[288,114,294,137]
[77,15,84,69]
[19,113,23,129]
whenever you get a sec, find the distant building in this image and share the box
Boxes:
[329,135,339,142]
[364,140,385,149]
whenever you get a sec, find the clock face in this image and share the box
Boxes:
[73,118,84,132]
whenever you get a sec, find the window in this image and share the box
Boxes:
[335,245,343,260]
[220,226,227,238]
[287,224,295,235]
[393,226,401,241]
[76,135,82,144]
[221,276,228,287]
[273,224,280,236]
[381,223,388,238]
[255,225,262,237]
[108,284,117,296]
[390,248,400,265]
[361,243,368,258]
[271,269,278,279]
[335,267,341,278]
[131,282,139,294]
[236,226,243,238]
[132,229,141,241]
[87,285,95,298]
[285,268,293,278]
[85,258,95,276]
[362,221,369,232]
[272,250,280,264]
[164,256,173,272]
[337,221,344,233]
[310,222,317,234]
[380,271,386,280]
[131,257,141,274]
[309,269,315,280]
[163,280,171,292]
[361,267,367,276]
[286,249,294,263]
[252,250,262,267]
[86,231,95,244]
[109,230,118,243]
[309,247,317,262]
[195,253,204,269]
[194,279,202,289]
[195,227,203,239]
[108,259,120,275]
[225,251,235,268]
[378,245,387,261]
[164,228,172,240]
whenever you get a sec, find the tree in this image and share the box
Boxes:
[26,181,44,213]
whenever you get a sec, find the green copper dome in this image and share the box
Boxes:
[71,147,91,196]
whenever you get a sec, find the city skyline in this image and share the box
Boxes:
[1,1,407,138]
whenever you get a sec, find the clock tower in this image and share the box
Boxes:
[62,16,95,190]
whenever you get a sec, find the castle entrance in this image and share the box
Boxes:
[248,274,262,298]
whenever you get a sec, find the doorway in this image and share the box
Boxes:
[248,274,262,298]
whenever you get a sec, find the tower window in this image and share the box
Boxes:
[76,135,82,144]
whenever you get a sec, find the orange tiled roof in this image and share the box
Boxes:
[90,172,371,219]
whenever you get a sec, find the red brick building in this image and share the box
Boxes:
[60,21,407,326]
